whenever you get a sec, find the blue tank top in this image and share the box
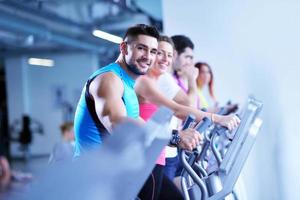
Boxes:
[74,63,139,156]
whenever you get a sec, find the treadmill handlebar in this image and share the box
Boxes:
[182,114,196,130]
[195,117,212,133]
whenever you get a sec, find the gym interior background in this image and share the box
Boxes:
[1,0,300,199]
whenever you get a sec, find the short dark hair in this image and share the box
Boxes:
[123,24,160,43]
[60,121,73,135]
[159,35,174,48]
[171,35,194,55]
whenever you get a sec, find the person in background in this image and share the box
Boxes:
[170,35,199,108]
[0,155,32,192]
[164,34,199,181]
[49,122,74,163]
[0,156,11,191]
[159,35,239,181]
[195,62,238,114]
[194,62,218,111]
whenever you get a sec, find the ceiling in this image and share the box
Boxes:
[0,0,163,57]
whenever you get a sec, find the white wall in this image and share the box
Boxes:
[163,0,300,199]
[5,53,98,157]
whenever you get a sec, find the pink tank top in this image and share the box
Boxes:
[139,103,166,166]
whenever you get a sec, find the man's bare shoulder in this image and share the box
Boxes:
[95,71,122,83]
[90,71,124,97]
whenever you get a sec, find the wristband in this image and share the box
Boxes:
[170,129,181,146]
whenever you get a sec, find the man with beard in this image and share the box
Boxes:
[73,24,203,200]
[74,24,160,156]
[74,24,202,158]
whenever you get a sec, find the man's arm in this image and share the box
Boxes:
[178,65,199,107]
[89,72,127,128]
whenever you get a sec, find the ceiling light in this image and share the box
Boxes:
[92,30,123,44]
[28,58,54,67]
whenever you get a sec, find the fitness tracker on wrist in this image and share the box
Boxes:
[170,129,181,146]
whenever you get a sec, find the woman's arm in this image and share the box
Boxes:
[135,76,240,130]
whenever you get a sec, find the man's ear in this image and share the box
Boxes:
[120,41,128,55]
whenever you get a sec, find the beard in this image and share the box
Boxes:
[126,63,146,75]
[125,57,149,75]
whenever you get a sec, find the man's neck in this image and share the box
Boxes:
[115,55,138,80]
[173,69,186,81]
